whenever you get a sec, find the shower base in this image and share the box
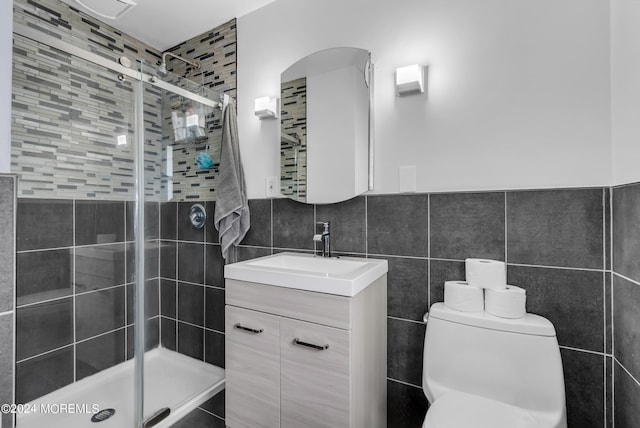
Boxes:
[16,347,225,428]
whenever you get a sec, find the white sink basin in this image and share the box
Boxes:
[224,252,388,297]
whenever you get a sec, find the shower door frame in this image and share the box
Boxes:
[12,23,221,428]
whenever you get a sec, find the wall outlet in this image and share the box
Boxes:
[265,176,278,197]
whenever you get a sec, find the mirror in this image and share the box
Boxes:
[280,47,373,204]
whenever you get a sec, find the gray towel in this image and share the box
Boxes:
[214,97,250,260]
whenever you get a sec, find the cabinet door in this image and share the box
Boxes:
[280,318,351,428]
[225,306,280,428]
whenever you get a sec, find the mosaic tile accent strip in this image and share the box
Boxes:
[12,0,238,202]
[280,77,307,201]
[161,19,237,201]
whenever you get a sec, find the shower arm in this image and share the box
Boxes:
[160,51,201,71]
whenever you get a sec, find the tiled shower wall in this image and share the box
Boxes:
[0,175,16,428]
[233,188,614,428]
[611,182,640,427]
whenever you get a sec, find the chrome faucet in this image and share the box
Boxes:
[313,221,331,257]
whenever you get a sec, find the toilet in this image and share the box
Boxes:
[421,303,567,428]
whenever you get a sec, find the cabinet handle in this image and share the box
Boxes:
[234,323,264,334]
[293,338,330,351]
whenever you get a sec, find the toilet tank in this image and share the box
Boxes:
[423,303,566,419]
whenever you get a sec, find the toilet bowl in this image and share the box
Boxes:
[421,303,567,428]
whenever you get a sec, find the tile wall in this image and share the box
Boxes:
[611,182,640,427]
[0,175,16,428]
[233,189,613,428]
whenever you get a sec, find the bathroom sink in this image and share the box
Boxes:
[224,252,388,297]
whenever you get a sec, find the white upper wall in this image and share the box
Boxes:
[237,0,612,198]
[611,0,640,186]
[0,0,12,173]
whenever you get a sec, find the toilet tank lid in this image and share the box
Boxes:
[428,303,556,336]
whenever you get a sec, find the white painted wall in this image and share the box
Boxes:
[0,0,12,173]
[237,0,612,198]
[611,0,640,186]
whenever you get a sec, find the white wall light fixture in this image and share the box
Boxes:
[395,64,425,96]
[254,96,279,120]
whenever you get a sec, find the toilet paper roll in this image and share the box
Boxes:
[444,280,484,312]
[485,285,527,318]
[465,258,507,290]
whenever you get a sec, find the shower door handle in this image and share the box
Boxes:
[234,323,264,334]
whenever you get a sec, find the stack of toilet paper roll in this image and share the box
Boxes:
[443,258,527,318]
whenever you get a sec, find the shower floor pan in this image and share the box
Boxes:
[16,347,225,428]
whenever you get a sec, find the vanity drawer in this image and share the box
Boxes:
[226,279,351,330]
[280,317,351,428]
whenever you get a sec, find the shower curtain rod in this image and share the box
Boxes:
[12,22,230,110]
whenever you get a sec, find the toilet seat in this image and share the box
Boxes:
[422,392,543,428]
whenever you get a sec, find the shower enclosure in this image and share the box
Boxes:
[11,11,226,428]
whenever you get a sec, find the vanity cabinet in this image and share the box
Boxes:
[225,276,387,428]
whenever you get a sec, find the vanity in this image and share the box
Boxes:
[224,252,388,428]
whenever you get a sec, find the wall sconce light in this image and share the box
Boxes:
[254,96,279,120]
[395,64,425,96]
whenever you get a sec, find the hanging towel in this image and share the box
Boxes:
[214,96,250,260]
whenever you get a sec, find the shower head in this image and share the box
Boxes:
[157,52,200,78]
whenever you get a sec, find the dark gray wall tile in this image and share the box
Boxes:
[178,202,205,242]
[561,348,604,428]
[241,199,271,247]
[126,201,159,241]
[170,407,225,428]
[125,280,160,325]
[387,318,425,386]
[0,176,14,314]
[237,245,271,262]
[177,321,204,360]
[16,298,73,360]
[16,346,74,404]
[387,380,428,428]
[75,287,126,341]
[272,198,314,250]
[75,200,125,245]
[606,356,613,428]
[205,244,224,287]
[613,274,640,380]
[429,259,466,307]
[508,265,604,352]
[507,189,604,269]
[205,201,219,244]
[205,287,224,332]
[386,257,429,322]
[315,196,366,254]
[17,199,73,251]
[160,202,177,240]
[160,241,177,279]
[75,243,126,293]
[612,183,640,282]
[126,317,160,359]
[614,361,640,428]
[367,194,428,257]
[606,273,612,355]
[161,279,177,318]
[161,317,176,351]
[177,243,204,284]
[604,187,611,271]
[17,249,72,306]
[199,390,225,419]
[205,330,225,367]
[76,329,126,381]
[0,314,14,427]
[431,192,505,260]
[178,282,204,327]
